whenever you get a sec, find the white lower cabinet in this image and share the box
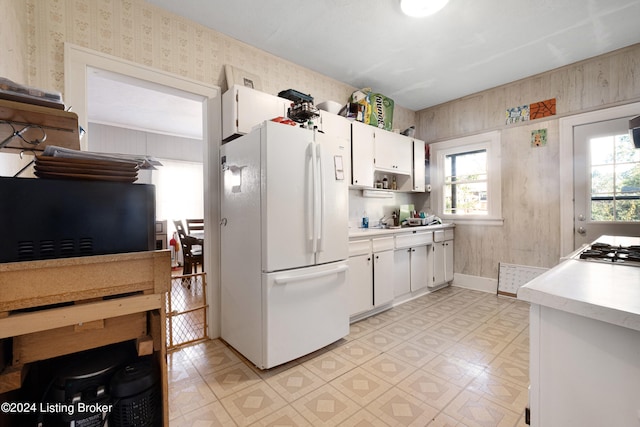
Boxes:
[393,245,430,296]
[349,227,453,319]
[348,237,394,316]
[373,249,394,307]
[432,229,454,287]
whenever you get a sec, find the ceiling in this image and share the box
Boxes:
[146,0,640,111]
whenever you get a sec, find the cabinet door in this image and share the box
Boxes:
[374,130,412,175]
[319,111,351,141]
[351,121,375,187]
[393,249,411,297]
[223,85,288,140]
[410,245,429,291]
[412,139,426,192]
[348,254,373,316]
[444,240,454,283]
[373,250,394,307]
[432,243,446,287]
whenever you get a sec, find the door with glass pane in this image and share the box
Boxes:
[573,117,640,249]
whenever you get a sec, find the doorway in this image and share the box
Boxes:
[63,43,222,338]
[573,117,640,248]
[559,102,640,255]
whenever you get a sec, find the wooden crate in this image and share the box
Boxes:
[0,99,80,152]
[0,251,169,312]
[0,250,170,425]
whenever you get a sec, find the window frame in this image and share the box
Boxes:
[430,131,503,225]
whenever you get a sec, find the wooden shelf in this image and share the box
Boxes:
[0,250,170,425]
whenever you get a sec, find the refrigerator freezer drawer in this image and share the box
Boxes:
[262,261,349,369]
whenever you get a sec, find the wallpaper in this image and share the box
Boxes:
[0,0,27,82]
[24,0,416,131]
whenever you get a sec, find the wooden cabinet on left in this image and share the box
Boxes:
[0,250,170,426]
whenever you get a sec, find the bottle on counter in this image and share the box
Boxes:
[382,175,389,189]
[362,211,369,229]
[391,175,397,190]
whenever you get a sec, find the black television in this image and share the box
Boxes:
[0,177,155,263]
[630,115,640,149]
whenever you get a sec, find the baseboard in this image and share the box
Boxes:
[452,273,498,294]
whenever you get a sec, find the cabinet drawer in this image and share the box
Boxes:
[395,232,433,249]
[434,229,455,242]
[372,237,394,252]
[349,239,371,257]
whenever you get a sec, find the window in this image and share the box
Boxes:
[431,131,502,225]
[589,132,640,221]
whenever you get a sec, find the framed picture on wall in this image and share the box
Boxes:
[224,65,262,91]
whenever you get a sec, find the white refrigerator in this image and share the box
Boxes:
[220,120,350,369]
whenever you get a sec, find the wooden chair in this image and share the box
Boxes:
[186,218,204,235]
[173,220,203,275]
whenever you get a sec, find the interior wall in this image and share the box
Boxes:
[23,0,416,132]
[0,0,27,83]
[417,43,640,280]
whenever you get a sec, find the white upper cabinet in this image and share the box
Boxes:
[351,121,375,188]
[318,110,350,141]
[412,139,426,192]
[222,85,289,141]
[373,130,412,175]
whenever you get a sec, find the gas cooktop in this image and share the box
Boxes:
[578,242,640,267]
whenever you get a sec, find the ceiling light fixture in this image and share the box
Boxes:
[400,0,449,17]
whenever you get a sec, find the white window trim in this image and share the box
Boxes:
[430,131,503,226]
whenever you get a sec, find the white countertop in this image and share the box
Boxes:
[518,235,640,332]
[349,223,454,239]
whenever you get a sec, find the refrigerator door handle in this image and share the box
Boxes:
[273,264,348,285]
[316,143,325,253]
[310,141,318,254]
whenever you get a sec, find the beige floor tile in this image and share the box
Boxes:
[329,366,393,406]
[428,412,470,426]
[466,371,528,414]
[264,365,325,402]
[347,319,376,340]
[361,352,417,384]
[167,288,531,427]
[248,404,312,427]
[429,321,473,342]
[167,358,202,386]
[168,376,218,420]
[399,313,439,330]
[219,382,288,427]
[459,333,508,356]
[485,356,529,387]
[385,340,439,368]
[301,351,357,382]
[340,408,392,426]
[473,323,520,343]
[444,342,497,367]
[204,362,263,399]
[422,354,485,388]
[358,330,403,352]
[171,400,235,427]
[412,330,457,354]
[456,308,497,323]
[331,337,382,365]
[366,387,439,427]
[397,369,463,410]
[379,320,423,341]
[443,390,520,427]
[290,383,361,426]
[500,342,530,366]
[190,345,244,377]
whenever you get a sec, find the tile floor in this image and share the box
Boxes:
[167,286,530,426]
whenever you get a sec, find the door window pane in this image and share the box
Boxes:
[589,133,640,222]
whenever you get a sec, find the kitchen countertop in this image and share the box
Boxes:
[348,223,455,239]
[517,235,640,332]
